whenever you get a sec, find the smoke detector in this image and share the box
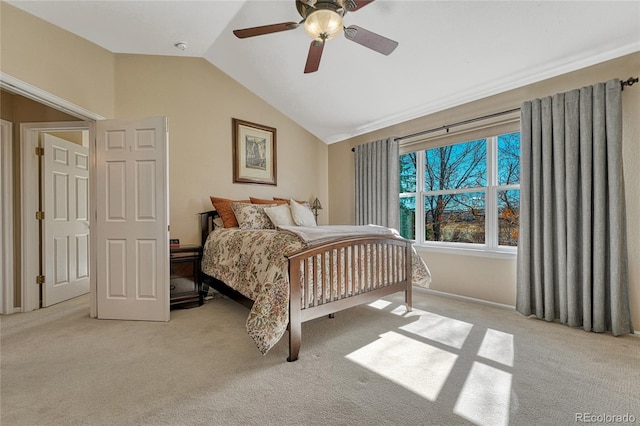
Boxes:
[174,42,188,51]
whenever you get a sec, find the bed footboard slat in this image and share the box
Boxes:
[360,243,366,294]
[337,248,343,299]
[322,252,328,304]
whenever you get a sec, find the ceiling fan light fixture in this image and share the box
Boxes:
[304,9,343,40]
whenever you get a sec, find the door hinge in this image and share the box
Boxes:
[35,211,45,220]
[36,275,45,285]
[35,146,44,156]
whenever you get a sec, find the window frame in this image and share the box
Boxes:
[400,134,519,258]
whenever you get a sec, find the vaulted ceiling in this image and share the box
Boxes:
[7,0,640,143]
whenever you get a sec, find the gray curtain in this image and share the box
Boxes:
[354,137,399,229]
[516,78,633,336]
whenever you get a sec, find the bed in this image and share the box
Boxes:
[198,210,430,361]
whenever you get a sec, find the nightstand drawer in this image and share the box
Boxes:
[169,245,202,308]
[170,259,195,280]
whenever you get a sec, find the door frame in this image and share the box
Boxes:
[21,122,94,313]
[1,119,14,314]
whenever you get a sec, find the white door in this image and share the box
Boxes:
[94,117,169,321]
[42,134,90,306]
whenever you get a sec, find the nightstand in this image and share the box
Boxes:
[170,244,203,308]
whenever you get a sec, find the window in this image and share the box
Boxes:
[399,132,520,252]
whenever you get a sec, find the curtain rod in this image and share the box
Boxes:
[396,107,520,142]
[621,76,639,90]
[351,76,638,152]
[350,107,519,152]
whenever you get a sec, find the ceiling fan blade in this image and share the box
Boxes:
[304,39,325,74]
[233,22,299,39]
[344,0,375,12]
[344,25,398,55]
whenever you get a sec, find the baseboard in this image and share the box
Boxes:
[414,287,515,311]
[414,288,640,335]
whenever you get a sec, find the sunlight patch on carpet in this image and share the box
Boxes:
[477,328,514,367]
[391,308,473,349]
[454,361,512,426]
[346,331,457,401]
[368,299,393,310]
[352,300,514,424]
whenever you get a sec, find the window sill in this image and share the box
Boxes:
[413,243,517,260]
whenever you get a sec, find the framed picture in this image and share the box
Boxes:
[232,118,277,186]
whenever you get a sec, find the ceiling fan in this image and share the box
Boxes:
[233,0,398,73]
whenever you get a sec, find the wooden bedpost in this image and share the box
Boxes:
[199,210,219,247]
[288,258,302,362]
[405,241,413,312]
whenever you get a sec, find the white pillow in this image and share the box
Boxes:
[289,199,316,227]
[264,204,296,227]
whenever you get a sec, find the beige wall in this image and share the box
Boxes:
[1,3,116,118]
[114,54,328,244]
[0,91,79,124]
[329,52,640,328]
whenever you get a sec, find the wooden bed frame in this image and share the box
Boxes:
[198,210,413,362]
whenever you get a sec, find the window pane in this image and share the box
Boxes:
[399,153,417,192]
[497,133,520,185]
[424,192,485,243]
[424,139,487,190]
[400,196,415,240]
[498,189,519,246]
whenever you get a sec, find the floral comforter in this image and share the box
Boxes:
[201,228,430,355]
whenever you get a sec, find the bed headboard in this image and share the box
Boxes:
[199,210,220,247]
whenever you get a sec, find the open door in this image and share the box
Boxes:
[94,117,169,321]
[42,134,90,306]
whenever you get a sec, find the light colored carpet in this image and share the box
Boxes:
[1,289,639,426]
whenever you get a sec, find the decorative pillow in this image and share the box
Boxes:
[289,199,317,227]
[250,197,288,205]
[231,202,276,230]
[274,197,311,208]
[264,204,296,227]
[210,196,250,228]
[213,216,225,230]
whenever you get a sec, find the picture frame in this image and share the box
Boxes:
[232,118,277,186]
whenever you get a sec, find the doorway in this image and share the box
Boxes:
[0,85,99,314]
[21,122,92,311]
